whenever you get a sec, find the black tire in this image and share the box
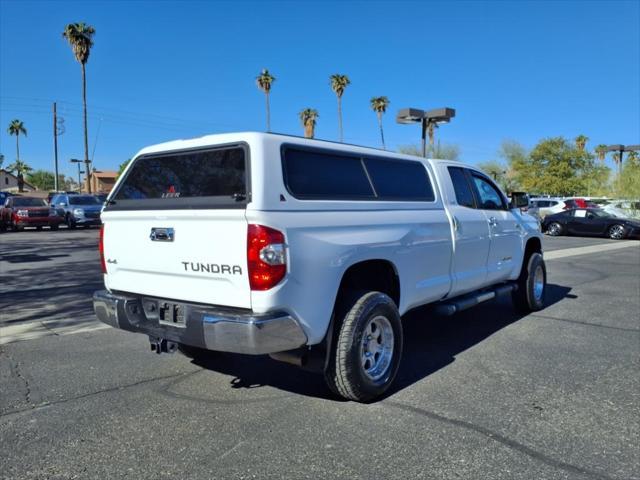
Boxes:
[513,253,546,312]
[50,224,59,231]
[324,291,403,402]
[36,226,43,231]
[608,224,626,240]
[546,222,563,236]
[11,222,23,232]
[66,214,76,229]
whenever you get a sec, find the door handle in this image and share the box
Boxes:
[452,216,460,232]
[488,216,498,228]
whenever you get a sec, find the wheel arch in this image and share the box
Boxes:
[335,259,401,310]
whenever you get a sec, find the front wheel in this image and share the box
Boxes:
[324,291,403,402]
[546,222,563,236]
[513,253,546,312]
[66,214,76,229]
[608,224,626,240]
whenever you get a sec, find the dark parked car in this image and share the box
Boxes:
[543,208,640,240]
[50,194,103,228]
[0,196,64,231]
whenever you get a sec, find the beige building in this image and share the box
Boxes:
[0,169,36,192]
[83,170,118,194]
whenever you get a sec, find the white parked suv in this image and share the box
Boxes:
[94,132,546,402]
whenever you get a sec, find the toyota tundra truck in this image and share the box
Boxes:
[93,132,545,402]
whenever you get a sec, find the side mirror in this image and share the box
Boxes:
[510,192,529,209]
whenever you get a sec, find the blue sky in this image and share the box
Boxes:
[1,0,638,180]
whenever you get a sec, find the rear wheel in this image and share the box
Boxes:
[546,222,563,236]
[324,291,403,402]
[608,224,626,240]
[513,253,546,312]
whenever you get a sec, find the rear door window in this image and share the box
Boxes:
[447,167,475,208]
[108,145,248,210]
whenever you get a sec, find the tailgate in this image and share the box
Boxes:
[103,210,250,308]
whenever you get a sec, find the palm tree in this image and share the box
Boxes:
[7,119,27,163]
[330,74,350,142]
[256,69,276,132]
[595,144,607,163]
[370,97,390,150]
[299,109,319,138]
[574,134,589,152]
[63,22,96,193]
[7,159,32,192]
[612,151,623,180]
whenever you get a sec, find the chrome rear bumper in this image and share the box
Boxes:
[93,290,307,355]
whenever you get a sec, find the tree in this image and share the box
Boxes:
[510,137,591,196]
[370,96,389,150]
[256,69,276,132]
[617,150,640,199]
[398,141,460,161]
[7,119,27,163]
[595,144,607,163]
[117,159,131,177]
[299,109,319,138]
[574,134,589,152]
[63,22,96,193]
[330,74,350,142]
[7,159,32,192]
[26,170,57,191]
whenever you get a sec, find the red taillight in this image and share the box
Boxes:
[247,224,286,291]
[99,225,107,274]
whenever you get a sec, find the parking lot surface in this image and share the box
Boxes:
[1,228,639,479]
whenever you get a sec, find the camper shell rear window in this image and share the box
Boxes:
[106,144,249,211]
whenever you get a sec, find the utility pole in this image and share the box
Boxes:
[53,102,59,191]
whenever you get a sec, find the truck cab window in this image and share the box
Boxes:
[471,174,506,210]
[447,167,475,208]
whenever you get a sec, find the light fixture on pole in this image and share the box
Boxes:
[397,107,456,157]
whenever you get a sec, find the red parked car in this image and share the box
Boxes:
[0,196,64,231]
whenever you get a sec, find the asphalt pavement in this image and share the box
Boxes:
[0,227,638,480]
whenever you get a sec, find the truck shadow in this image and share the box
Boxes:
[189,283,573,401]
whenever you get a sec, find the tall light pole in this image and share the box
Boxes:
[396,107,456,157]
[605,144,640,181]
[70,158,83,192]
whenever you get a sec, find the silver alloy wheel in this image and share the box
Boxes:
[547,223,561,236]
[533,265,544,302]
[609,225,625,240]
[360,315,394,381]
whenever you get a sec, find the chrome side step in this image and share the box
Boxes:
[435,283,517,316]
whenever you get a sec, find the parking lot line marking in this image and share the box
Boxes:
[0,321,110,345]
[545,241,638,260]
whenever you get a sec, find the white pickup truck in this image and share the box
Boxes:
[94,132,545,402]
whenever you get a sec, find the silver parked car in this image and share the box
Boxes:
[50,194,103,229]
